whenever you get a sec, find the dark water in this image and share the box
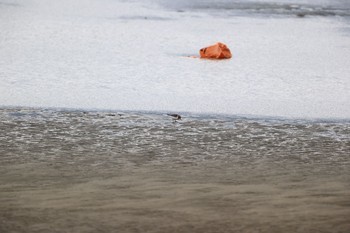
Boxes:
[158,0,350,17]
[1,108,350,233]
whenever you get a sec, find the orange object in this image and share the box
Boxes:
[199,42,232,59]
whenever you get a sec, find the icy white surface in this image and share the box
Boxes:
[0,0,350,119]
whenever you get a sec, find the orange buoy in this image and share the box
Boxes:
[199,42,232,59]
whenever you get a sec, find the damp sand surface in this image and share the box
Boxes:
[0,108,350,233]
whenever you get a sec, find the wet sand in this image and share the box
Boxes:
[1,108,350,233]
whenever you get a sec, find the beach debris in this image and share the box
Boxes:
[167,113,182,121]
[200,42,232,59]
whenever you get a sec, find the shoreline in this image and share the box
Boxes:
[1,105,350,123]
[1,106,349,233]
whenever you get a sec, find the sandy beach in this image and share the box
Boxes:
[1,108,349,232]
[1,0,350,232]
[2,162,349,233]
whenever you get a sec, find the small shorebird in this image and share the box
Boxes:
[167,113,182,122]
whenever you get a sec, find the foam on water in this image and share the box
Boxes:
[1,107,349,166]
[0,0,350,119]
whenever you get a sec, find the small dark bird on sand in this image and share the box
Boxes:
[167,113,181,121]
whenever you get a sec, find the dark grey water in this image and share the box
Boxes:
[1,108,350,233]
[157,0,350,17]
